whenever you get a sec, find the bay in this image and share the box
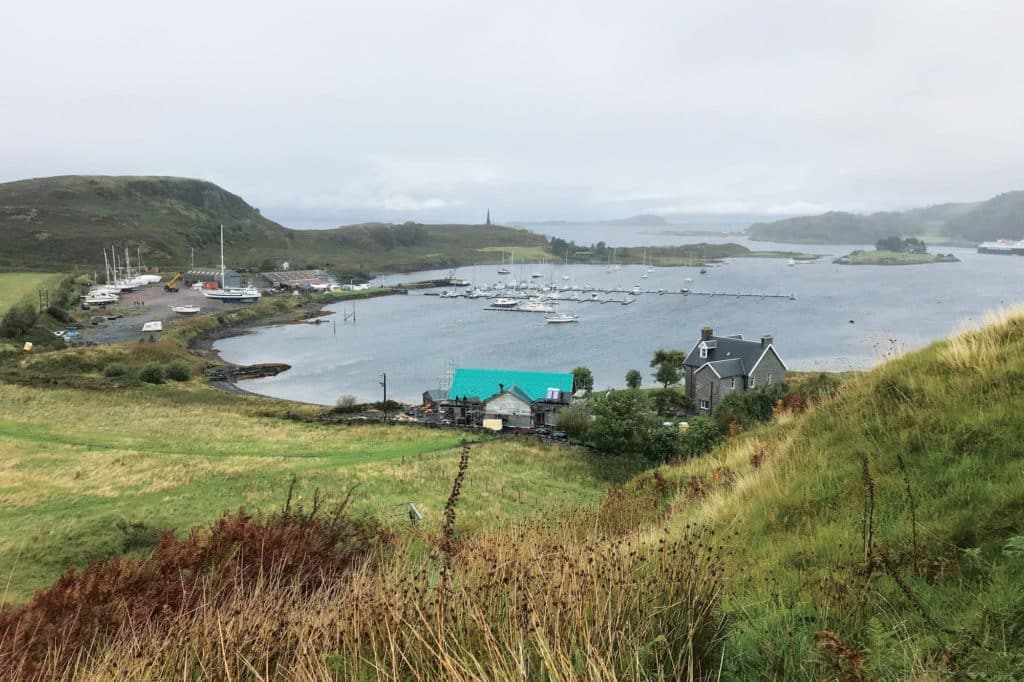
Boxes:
[215,236,1022,405]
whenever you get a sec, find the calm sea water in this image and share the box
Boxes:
[214,227,1022,405]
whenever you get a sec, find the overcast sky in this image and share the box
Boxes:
[2,1,1023,226]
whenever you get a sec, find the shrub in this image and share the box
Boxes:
[645,425,681,464]
[103,362,130,378]
[334,394,360,412]
[555,404,591,439]
[0,302,38,338]
[651,388,693,416]
[680,416,722,458]
[164,360,191,381]
[588,390,653,454]
[138,362,166,384]
[714,384,788,431]
[46,306,71,323]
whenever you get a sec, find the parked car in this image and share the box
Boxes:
[550,431,568,440]
[404,407,416,417]
[90,315,105,325]
[533,427,551,436]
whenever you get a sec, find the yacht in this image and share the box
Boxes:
[488,298,520,310]
[202,226,262,303]
[545,312,579,324]
[630,285,642,295]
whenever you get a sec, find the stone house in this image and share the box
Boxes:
[683,326,787,413]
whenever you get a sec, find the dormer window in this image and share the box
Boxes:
[699,345,708,359]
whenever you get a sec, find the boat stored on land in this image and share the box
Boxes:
[171,305,201,315]
[141,321,163,332]
[202,226,262,303]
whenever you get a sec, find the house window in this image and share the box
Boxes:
[699,345,708,359]
[767,371,774,386]
[729,377,736,389]
[699,399,710,410]
[749,375,756,388]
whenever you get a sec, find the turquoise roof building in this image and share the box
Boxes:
[447,368,574,402]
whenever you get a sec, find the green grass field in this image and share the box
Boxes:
[0,272,60,315]
[0,382,636,602]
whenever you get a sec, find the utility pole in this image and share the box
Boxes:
[380,372,388,423]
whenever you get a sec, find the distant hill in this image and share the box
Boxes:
[0,176,547,273]
[747,192,1024,244]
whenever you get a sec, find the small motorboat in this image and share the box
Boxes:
[171,305,201,315]
[545,312,579,324]
[700,268,708,275]
[141,321,163,333]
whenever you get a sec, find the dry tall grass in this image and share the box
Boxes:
[1,459,729,681]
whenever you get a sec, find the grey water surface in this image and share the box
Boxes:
[215,238,1022,405]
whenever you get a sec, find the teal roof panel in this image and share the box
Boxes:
[447,368,574,402]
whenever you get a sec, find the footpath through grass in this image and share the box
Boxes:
[0,272,61,315]
[0,382,635,602]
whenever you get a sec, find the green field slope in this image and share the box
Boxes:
[0,175,547,273]
[0,382,635,603]
[0,272,61,315]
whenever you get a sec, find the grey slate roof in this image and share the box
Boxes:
[684,334,767,372]
[697,358,746,378]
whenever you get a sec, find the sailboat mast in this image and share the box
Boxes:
[219,225,226,289]
[103,250,110,284]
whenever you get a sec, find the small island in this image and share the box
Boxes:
[833,236,960,265]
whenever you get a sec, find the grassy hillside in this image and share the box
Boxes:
[1,311,1022,678]
[0,175,548,273]
[656,308,1024,677]
[747,194,1011,244]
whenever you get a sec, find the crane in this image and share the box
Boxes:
[164,272,182,292]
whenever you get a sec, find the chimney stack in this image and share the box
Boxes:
[498,383,505,393]
[701,326,713,341]
[761,334,773,348]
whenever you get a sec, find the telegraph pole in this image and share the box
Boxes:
[380,372,388,423]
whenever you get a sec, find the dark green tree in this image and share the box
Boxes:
[650,349,686,388]
[654,363,681,388]
[625,369,642,389]
[572,366,594,393]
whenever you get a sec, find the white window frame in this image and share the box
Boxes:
[730,377,736,389]
[767,371,773,386]
[699,399,710,410]
[699,345,708,359]
[749,375,756,388]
